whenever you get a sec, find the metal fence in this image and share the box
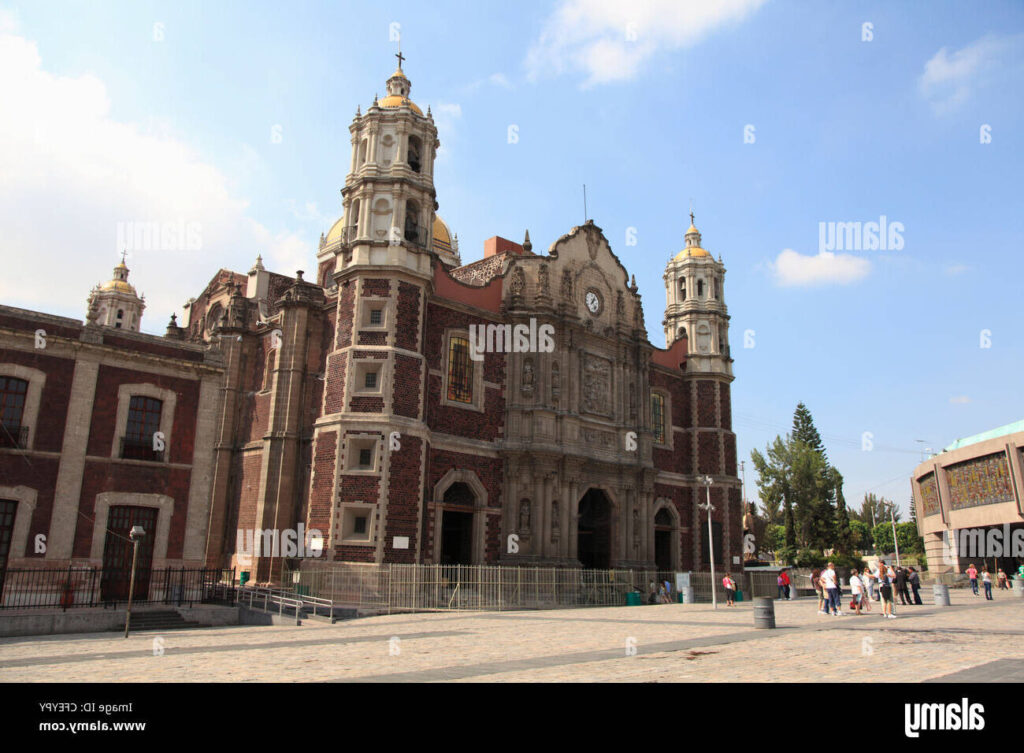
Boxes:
[282,562,745,613]
[0,567,235,610]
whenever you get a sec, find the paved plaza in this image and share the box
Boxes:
[1,590,1021,683]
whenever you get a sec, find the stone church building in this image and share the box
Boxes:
[0,58,740,585]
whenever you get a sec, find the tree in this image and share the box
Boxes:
[849,519,873,552]
[766,524,786,553]
[872,521,920,556]
[791,402,828,461]
[856,493,901,527]
[832,468,853,555]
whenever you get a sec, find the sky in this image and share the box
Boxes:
[1,0,1021,517]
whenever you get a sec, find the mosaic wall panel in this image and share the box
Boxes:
[945,452,1014,511]
[918,472,940,516]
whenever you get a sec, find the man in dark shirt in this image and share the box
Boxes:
[895,567,912,605]
[908,567,923,605]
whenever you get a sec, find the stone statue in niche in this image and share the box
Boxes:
[519,499,531,532]
[551,500,560,541]
[561,269,573,300]
[521,358,534,395]
[538,263,549,296]
[616,290,624,320]
[632,507,641,547]
[581,355,611,415]
[510,266,525,296]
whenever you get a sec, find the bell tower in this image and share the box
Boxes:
[662,214,732,376]
[322,53,449,277]
[87,253,146,331]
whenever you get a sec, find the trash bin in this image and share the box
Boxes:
[735,590,743,602]
[295,585,310,597]
[933,583,950,606]
[1014,577,1024,598]
[625,591,642,606]
[239,571,250,587]
[680,586,695,604]
[753,596,776,629]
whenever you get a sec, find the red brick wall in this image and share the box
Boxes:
[0,457,59,560]
[719,382,731,431]
[234,452,264,534]
[335,280,355,349]
[307,431,336,535]
[357,331,387,346]
[323,353,346,415]
[396,282,421,351]
[86,365,200,465]
[392,354,422,419]
[697,431,720,475]
[350,396,384,413]
[696,381,716,427]
[383,435,422,564]
[74,461,192,559]
[1,349,75,453]
[362,279,391,298]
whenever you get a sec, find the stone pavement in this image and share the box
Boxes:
[0,589,1020,682]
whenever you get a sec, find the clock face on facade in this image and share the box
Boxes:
[585,289,602,315]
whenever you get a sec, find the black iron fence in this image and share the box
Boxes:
[0,567,235,610]
[119,436,164,462]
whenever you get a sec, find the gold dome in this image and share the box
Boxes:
[686,224,699,235]
[325,215,346,245]
[377,94,423,115]
[432,215,452,253]
[674,247,710,260]
[100,261,138,292]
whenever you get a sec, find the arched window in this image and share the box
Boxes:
[713,277,720,300]
[408,135,422,173]
[679,279,687,300]
[116,309,124,328]
[651,393,666,444]
[697,279,704,298]
[349,199,361,240]
[446,336,473,403]
[404,199,420,243]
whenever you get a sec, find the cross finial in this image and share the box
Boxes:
[396,49,405,70]
[120,249,127,264]
[689,209,695,227]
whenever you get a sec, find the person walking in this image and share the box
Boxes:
[908,567,923,605]
[895,566,912,606]
[877,560,896,619]
[982,567,993,600]
[860,567,873,612]
[777,570,791,600]
[849,568,864,615]
[723,573,736,606]
[966,563,979,595]
[812,568,825,614]
[997,569,1008,590]
[821,562,842,616]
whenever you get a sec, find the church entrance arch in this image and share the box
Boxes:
[577,488,612,570]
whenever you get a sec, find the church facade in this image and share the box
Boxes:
[0,59,741,585]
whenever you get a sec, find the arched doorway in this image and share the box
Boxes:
[439,482,475,565]
[654,508,673,571]
[577,489,612,570]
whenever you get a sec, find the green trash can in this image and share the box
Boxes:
[677,592,684,603]
[735,590,743,602]
[295,585,310,596]
[625,592,642,606]
[239,571,250,587]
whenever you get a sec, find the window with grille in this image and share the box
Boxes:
[651,393,666,444]
[358,448,372,468]
[364,371,377,389]
[369,308,383,325]
[122,396,163,460]
[0,377,28,448]
[446,336,473,403]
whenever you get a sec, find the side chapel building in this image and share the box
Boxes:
[0,58,740,585]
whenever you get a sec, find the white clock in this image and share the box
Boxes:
[585,290,601,314]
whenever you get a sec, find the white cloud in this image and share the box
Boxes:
[944,263,970,276]
[0,28,313,332]
[949,396,971,404]
[488,73,513,89]
[769,249,871,287]
[525,0,767,87]
[919,34,1024,114]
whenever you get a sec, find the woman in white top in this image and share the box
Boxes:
[849,569,864,615]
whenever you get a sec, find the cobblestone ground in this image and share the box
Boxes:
[1,590,1021,682]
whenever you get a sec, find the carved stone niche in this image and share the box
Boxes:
[581,354,611,417]
[521,357,535,396]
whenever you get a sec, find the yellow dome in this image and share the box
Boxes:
[432,215,453,255]
[686,224,699,235]
[100,280,137,293]
[674,247,711,260]
[377,95,423,115]
[325,215,346,245]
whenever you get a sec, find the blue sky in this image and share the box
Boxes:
[1,0,1021,515]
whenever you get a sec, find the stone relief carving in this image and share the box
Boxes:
[510,266,525,296]
[521,358,534,395]
[538,263,549,296]
[519,499,531,532]
[582,355,611,415]
[561,269,573,300]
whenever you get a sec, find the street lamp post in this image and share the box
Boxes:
[890,508,901,568]
[124,525,146,639]
[698,475,716,610]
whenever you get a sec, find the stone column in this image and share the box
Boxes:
[534,473,545,559]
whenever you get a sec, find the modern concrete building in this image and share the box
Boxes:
[911,420,1024,574]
